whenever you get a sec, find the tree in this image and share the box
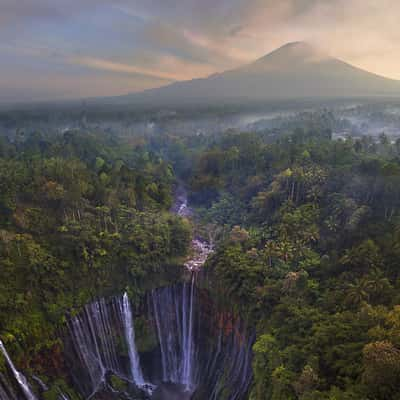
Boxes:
[362,341,400,399]
[345,279,369,307]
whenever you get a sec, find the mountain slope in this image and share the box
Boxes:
[116,42,400,105]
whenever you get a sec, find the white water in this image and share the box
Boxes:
[178,201,188,216]
[62,276,253,400]
[68,299,127,397]
[182,274,195,388]
[69,313,105,395]
[150,275,197,392]
[0,339,37,400]
[0,373,16,400]
[31,376,48,392]
[90,299,120,373]
[68,294,157,397]
[184,239,213,271]
[120,292,145,386]
[0,381,9,400]
[172,187,211,389]
[175,189,191,218]
[174,186,213,272]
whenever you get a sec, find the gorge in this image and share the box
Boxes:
[0,190,253,400]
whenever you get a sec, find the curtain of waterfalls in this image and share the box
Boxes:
[66,281,253,399]
[0,281,253,400]
[149,274,197,390]
[147,275,254,399]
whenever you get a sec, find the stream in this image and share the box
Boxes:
[172,185,214,272]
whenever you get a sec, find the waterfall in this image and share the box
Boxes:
[57,392,70,400]
[65,281,253,399]
[67,297,129,397]
[68,313,105,396]
[178,200,188,216]
[0,372,17,400]
[90,299,120,373]
[204,318,254,400]
[148,278,253,399]
[58,184,253,399]
[0,382,10,400]
[174,186,190,218]
[119,292,145,386]
[67,294,156,397]
[0,340,37,400]
[150,273,197,390]
[182,274,195,388]
[32,375,48,392]
[151,285,180,383]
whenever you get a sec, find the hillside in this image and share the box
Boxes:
[115,42,400,105]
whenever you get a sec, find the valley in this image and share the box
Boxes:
[1,21,400,399]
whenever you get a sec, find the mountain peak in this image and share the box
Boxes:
[276,41,313,50]
[118,41,400,105]
[254,41,328,67]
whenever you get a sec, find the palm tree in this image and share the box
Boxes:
[345,278,369,307]
[364,268,391,303]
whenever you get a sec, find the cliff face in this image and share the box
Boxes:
[59,282,253,400]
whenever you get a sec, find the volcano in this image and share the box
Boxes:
[115,41,400,105]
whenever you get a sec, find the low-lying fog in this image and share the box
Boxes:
[1,100,400,142]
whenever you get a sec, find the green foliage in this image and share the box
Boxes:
[3,116,400,400]
[0,131,190,374]
[172,125,400,399]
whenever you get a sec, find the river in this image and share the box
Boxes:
[172,185,213,272]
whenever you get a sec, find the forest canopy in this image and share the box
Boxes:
[1,112,400,399]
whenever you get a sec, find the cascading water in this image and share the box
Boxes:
[206,319,254,400]
[182,273,195,388]
[0,372,17,400]
[148,278,254,400]
[67,310,106,396]
[63,280,253,400]
[0,378,9,400]
[31,376,48,392]
[67,296,132,397]
[0,339,37,400]
[67,292,157,397]
[120,292,147,388]
[0,284,253,400]
[0,187,253,400]
[149,274,197,390]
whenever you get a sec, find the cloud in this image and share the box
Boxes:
[137,21,249,69]
[1,0,400,102]
[69,54,215,81]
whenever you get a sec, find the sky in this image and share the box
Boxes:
[1,0,400,103]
